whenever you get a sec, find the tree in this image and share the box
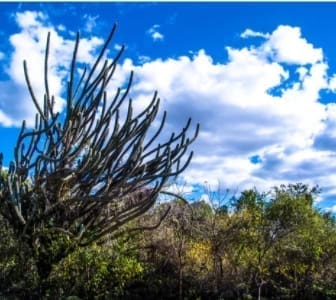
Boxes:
[265,185,336,299]
[0,24,199,295]
[231,184,323,300]
[134,199,195,300]
[92,184,336,300]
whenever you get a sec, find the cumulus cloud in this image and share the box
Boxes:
[2,14,336,205]
[147,24,164,41]
[262,25,323,65]
[0,10,104,126]
[111,25,336,203]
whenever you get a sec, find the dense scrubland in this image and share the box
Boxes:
[1,183,336,299]
[1,26,336,299]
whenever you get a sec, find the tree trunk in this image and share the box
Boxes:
[178,238,184,300]
[258,284,262,300]
[179,264,183,300]
[257,279,266,300]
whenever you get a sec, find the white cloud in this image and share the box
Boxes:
[325,205,336,213]
[0,110,14,127]
[0,10,104,127]
[15,10,46,28]
[328,74,336,92]
[114,43,123,51]
[152,32,164,41]
[162,182,194,196]
[1,15,336,206]
[199,193,210,204]
[262,25,323,64]
[83,14,98,33]
[241,28,270,39]
[111,25,336,204]
[57,24,66,31]
[138,55,151,64]
[147,24,164,41]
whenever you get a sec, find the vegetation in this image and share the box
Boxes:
[1,26,336,299]
[1,183,336,299]
[0,25,198,297]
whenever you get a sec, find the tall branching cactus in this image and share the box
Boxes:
[0,24,199,247]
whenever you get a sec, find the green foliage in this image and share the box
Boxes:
[234,188,266,212]
[48,239,143,299]
[0,214,39,297]
[1,183,336,299]
[132,184,336,299]
[0,25,198,298]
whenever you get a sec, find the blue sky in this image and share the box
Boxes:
[2,2,336,210]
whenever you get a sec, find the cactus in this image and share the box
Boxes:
[0,23,199,282]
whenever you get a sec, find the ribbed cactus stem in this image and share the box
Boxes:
[0,25,199,248]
